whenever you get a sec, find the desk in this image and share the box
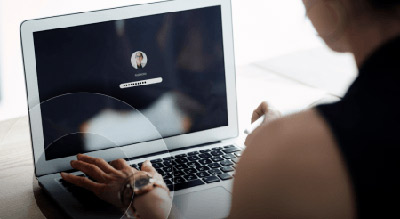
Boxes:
[0,64,337,218]
[0,116,67,219]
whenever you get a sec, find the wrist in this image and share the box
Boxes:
[133,187,172,219]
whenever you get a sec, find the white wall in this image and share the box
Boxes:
[0,0,325,121]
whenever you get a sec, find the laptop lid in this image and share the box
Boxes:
[21,0,238,177]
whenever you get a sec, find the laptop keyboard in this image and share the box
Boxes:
[59,145,242,197]
[135,145,241,191]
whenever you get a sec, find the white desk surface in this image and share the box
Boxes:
[254,47,357,97]
[0,62,344,218]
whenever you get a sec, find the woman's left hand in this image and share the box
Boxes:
[61,154,172,218]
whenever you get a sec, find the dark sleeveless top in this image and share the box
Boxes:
[316,36,400,218]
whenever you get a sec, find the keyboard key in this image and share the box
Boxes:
[209,169,223,175]
[187,161,202,167]
[188,151,199,156]
[172,160,180,166]
[175,154,188,158]
[183,174,198,181]
[221,166,235,173]
[212,157,224,162]
[212,147,223,150]
[198,153,212,159]
[164,174,172,179]
[173,179,205,191]
[197,172,211,178]
[200,149,211,153]
[222,153,236,159]
[211,150,224,156]
[156,169,165,175]
[234,152,242,158]
[198,158,213,165]
[196,166,210,172]
[231,158,240,164]
[224,145,235,149]
[223,147,240,154]
[188,155,200,161]
[164,179,173,185]
[163,166,173,173]
[152,163,164,168]
[173,170,185,177]
[163,160,172,167]
[208,163,221,169]
[167,184,173,191]
[220,160,234,166]
[175,164,188,170]
[184,168,197,175]
[175,158,189,164]
[173,177,186,184]
[131,164,139,169]
[218,173,233,181]
[163,157,172,161]
[203,176,220,183]
[151,158,163,163]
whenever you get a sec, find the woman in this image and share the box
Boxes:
[62,0,400,218]
[135,52,144,69]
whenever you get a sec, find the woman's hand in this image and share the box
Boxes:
[61,154,172,218]
[246,101,281,146]
[251,101,281,124]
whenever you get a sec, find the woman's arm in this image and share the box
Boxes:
[229,109,356,219]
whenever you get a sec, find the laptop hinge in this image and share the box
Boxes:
[124,140,223,161]
[37,140,229,177]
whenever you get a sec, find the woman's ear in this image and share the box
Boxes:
[305,0,350,52]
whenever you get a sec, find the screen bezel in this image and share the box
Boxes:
[21,0,238,177]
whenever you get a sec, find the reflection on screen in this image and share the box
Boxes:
[33,6,228,160]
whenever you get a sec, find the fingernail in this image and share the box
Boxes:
[70,160,76,166]
[60,172,67,178]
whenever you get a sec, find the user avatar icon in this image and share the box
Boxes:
[131,51,148,69]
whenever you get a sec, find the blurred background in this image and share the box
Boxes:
[0,0,334,121]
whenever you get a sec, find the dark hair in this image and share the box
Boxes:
[368,0,400,9]
[136,52,143,58]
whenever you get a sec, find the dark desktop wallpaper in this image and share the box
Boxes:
[33,6,229,160]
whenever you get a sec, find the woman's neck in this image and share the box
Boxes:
[346,15,400,68]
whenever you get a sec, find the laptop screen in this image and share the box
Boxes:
[33,6,228,160]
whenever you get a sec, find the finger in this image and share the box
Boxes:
[70,160,108,183]
[109,158,129,170]
[61,172,104,195]
[252,101,269,123]
[141,160,157,175]
[77,154,118,174]
[152,173,165,183]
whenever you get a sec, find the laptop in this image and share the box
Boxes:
[21,0,240,218]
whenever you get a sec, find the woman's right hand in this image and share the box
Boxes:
[251,101,281,124]
[245,102,281,147]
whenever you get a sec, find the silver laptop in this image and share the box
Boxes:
[21,0,239,218]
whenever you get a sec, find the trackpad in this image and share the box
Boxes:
[173,187,231,219]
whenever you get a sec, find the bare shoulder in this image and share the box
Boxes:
[242,109,340,167]
[246,108,334,148]
[230,109,356,219]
